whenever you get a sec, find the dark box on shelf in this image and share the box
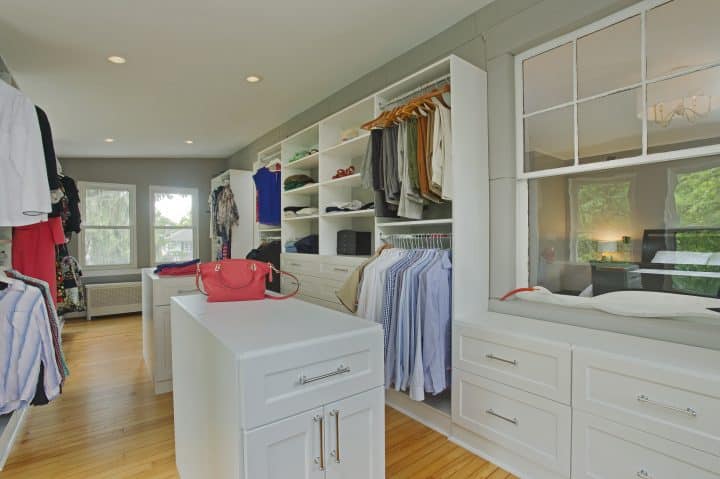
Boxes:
[337,230,371,256]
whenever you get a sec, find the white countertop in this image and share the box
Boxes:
[171,294,380,358]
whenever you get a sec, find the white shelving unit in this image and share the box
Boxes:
[258,55,488,427]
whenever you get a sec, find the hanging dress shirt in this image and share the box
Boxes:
[0,280,62,414]
[0,81,51,226]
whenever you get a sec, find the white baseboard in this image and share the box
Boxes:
[385,389,452,437]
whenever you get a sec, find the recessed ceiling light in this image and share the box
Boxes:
[107,56,127,64]
[185,140,194,144]
[104,138,115,143]
[246,75,263,83]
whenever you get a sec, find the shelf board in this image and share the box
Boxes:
[321,133,370,158]
[321,209,375,219]
[283,182,319,195]
[285,152,319,170]
[283,214,319,222]
[321,173,362,189]
[258,227,281,233]
[377,218,453,228]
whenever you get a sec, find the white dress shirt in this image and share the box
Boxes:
[0,81,51,226]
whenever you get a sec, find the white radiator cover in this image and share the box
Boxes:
[85,282,142,320]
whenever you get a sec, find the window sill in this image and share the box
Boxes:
[82,268,141,278]
[488,298,720,351]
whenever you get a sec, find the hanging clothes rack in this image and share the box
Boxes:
[380,233,452,249]
[380,74,451,110]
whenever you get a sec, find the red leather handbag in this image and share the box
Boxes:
[195,259,299,302]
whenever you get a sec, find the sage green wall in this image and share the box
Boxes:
[60,157,228,268]
[227,0,640,299]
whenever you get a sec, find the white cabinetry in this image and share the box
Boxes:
[170,294,384,479]
[452,314,720,479]
[141,268,198,394]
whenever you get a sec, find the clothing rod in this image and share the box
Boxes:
[380,74,451,109]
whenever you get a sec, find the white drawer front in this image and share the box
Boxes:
[282,273,342,304]
[454,324,571,404]
[319,260,361,282]
[153,277,200,306]
[452,369,571,476]
[282,254,321,276]
[573,347,720,456]
[241,328,383,429]
[573,411,720,479]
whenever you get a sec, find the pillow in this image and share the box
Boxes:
[651,250,712,265]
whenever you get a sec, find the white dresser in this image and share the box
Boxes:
[170,294,385,479]
[141,268,198,394]
[451,314,720,479]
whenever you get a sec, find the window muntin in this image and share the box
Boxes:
[517,0,720,177]
[79,182,136,269]
[150,187,198,264]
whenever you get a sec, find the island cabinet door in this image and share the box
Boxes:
[325,387,385,479]
[245,407,326,479]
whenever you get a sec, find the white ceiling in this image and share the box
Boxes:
[0,0,493,158]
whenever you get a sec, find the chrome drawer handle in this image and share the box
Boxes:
[313,415,325,471]
[290,262,301,267]
[637,469,652,479]
[486,409,518,425]
[333,267,349,272]
[299,365,351,385]
[485,354,518,366]
[637,394,697,417]
[176,289,199,294]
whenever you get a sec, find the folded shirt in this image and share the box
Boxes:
[154,259,200,274]
[325,201,374,213]
[297,207,318,216]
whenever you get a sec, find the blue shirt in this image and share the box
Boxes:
[252,167,281,225]
[418,251,452,396]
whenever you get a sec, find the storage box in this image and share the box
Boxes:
[337,230,371,256]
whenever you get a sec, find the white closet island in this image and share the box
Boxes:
[170,295,385,479]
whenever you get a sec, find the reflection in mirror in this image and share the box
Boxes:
[523,43,573,114]
[647,0,720,80]
[528,156,720,298]
[578,88,642,164]
[577,15,641,98]
[647,66,720,154]
[524,105,574,172]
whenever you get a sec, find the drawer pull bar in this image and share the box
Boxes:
[486,409,518,425]
[637,394,697,417]
[485,354,518,366]
[330,409,341,463]
[176,289,199,294]
[300,365,351,385]
[637,470,652,479]
[333,267,350,272]
[313,415,325,471]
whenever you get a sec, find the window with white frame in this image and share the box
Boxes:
[79,182,137,270]
[517,0,720,300]
[150,186,198,264]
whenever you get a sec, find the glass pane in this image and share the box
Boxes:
[577,16,640,98]
[528,156,720,299]
[84,228,131,266]
[85,188,130,226]
[153,192,193,226]
[647,0,720,80]
[524,105,575,172]
[155,228,194,263]
[523,43,573,113]
[578,88,642,164]
[647,66,720,154]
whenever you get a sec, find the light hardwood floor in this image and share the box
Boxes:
[1,314,513,479]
